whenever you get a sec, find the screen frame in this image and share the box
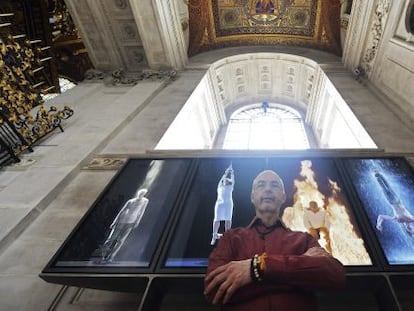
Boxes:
[42,153,414,283]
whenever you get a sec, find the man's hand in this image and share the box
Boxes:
[204,259,251,304]
[304,246,330,257]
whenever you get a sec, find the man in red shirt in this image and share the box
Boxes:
[204,170,345,310]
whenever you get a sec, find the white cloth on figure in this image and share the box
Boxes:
[303,209,330,229]
[213,173,234,221]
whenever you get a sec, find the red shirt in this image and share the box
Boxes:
[205,218,346,311]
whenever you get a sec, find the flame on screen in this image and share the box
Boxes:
[282,160,372,265]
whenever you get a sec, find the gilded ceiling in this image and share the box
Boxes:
[188,0,342,56]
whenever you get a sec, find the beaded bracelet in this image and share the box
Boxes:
[250,253,266,282]
[250,256,257,281]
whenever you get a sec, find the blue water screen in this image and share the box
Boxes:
[346,158,414,265]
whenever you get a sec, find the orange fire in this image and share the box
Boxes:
[282,160,371,265]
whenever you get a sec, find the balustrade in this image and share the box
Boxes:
[0,12,73,167]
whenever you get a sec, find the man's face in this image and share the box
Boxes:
[251,170,286,216]
[309,201,319,213]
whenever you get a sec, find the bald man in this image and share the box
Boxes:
[205,170,345,311]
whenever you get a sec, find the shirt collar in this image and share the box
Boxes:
[247,216,287,229]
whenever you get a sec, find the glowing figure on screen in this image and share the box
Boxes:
[211,164,235,245]
[101,188,149,262]
[303,201,332,253]
[374,171,414,237]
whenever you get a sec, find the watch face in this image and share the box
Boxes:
[406,1,414,34]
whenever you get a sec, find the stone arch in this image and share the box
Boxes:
[156,53,376,150]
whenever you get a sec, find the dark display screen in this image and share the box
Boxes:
[52,158,190,268]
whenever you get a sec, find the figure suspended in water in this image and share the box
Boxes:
[374,171,414,237]
[99,188,149,262]
[211,164,235,245]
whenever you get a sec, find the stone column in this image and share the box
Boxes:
[342,0,376,71]
[64,0,123,70]
[65,0,147,71]
[65,0,189,71]
[359,0,392,77]
[153,0,188,69]
[129,0,188,70]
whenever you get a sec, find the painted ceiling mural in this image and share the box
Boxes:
[188,0,342,56]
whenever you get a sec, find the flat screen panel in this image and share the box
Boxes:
[51,158,190,268]
[164,157,372,269]
[344,158,414,265]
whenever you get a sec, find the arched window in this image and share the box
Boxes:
[156,53,377,151]
[223,103,310,150]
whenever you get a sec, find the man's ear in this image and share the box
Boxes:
[250,191,254,204]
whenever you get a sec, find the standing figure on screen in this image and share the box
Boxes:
[303,201,332,253]
[100,188,149,262]
[374,171,414,237]
[211,164,235,245]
